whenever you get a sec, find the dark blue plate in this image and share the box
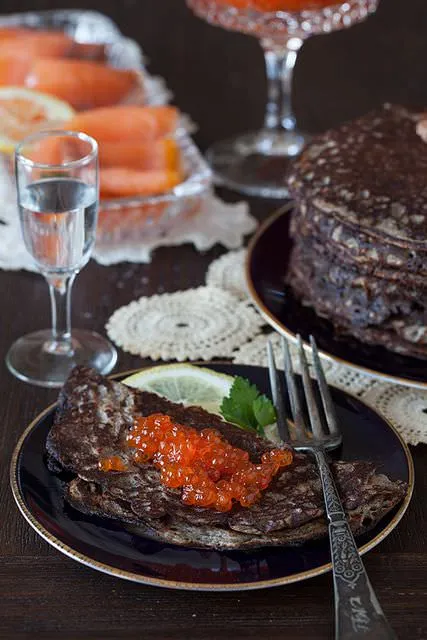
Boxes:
[246,206,427,388]
[11,363,413,591]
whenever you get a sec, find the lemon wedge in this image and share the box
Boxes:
[0,87,75,153]
[122,364,235,415]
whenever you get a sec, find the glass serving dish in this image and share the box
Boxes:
[0,10,212,247]
[187,0,378,198]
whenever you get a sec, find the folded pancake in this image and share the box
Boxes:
[46,367,407,550]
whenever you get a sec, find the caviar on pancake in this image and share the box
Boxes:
[99,413,293,512]
[98,455,128,472]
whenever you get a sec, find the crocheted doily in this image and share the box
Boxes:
[0,159,37,273]
[232,331,337,377]
[94,195,256,266]
[361,383,427,447]
[205,249,248,300]
[232,332,424,445]
[106,286,264,361]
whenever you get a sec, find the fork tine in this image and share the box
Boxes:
[309,335,340,437]
[266,340,290,442]
[281,337,306,440]
[296,335,324,440]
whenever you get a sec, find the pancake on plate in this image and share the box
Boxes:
[46,366,407,550]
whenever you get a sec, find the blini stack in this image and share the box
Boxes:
[286,104,427,359]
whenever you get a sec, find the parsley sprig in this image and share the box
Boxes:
[220,377,276,436]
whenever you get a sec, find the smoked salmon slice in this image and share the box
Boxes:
[99,138,179,171]
[0,33,80,59]
[0,27,33,41]
[26,58,139,109]
[0,28,105,60]
[100,168,181,198]
[0,55,31,85]
[26,135,91,166]
[65,106,179,143]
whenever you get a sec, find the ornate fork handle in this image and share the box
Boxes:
[314,449,397,640]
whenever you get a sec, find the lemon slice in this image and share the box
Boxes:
[122,364,235,415]
[0,87,75,153]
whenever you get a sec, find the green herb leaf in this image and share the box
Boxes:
[253,393,277,428]
[220,377,259,431]
[220,376,276,435]
[256,423,266,437]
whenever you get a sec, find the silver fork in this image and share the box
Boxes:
[267,335,397,640]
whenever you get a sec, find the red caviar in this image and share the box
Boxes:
[98,455,128,472]
[216,0,336,11]
[126,413,293,512]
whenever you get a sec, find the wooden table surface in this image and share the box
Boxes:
[1,0,427,638]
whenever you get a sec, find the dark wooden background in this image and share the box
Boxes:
[1,0,427,638]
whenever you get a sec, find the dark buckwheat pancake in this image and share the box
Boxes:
[288,104,427,246]
[46,366,407,550]
[289,223,427,288]
[287,241,426,328]
[286,104,427,359]
[292,206,427,277]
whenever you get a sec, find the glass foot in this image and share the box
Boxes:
[206,129,306,198]
[6,329,117,388]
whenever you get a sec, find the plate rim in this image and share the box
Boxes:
[10,363,414,592]
[246,206,427,390]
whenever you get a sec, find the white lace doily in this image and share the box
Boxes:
[361,383,427,447]
[232,332,376,396]
[232,331,425,445]
[106,286,264,361]
[94,195,256,265]
[232,331,337,377]
[0,160,37,273]
[205,249,248,300]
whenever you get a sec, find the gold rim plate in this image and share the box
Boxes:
[246,206,427,389]
[10,364,414,591]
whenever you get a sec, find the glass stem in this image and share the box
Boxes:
[261,38,303,133]
[45,273,76,355]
